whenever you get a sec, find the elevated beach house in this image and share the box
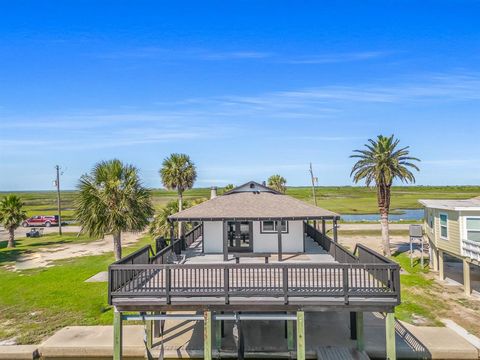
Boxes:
[420,196,480,295]
[109,181,401,359]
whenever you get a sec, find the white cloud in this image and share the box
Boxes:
[282,51,391,64]
[94,47,390,64]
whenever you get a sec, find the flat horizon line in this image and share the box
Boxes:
[1,184,480,193]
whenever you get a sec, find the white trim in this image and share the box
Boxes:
[260,220,288,233]
[439,212,449,240]
[464,215,480,242]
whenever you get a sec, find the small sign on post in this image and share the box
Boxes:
[409,224,424,268]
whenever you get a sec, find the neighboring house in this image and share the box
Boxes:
[109,181,401,360]
[419,197,480,295]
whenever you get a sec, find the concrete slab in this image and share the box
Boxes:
[149,312,480,359]
[38,325,145,359]
[34,312,480,359]
[443,319,480,350]
[364,313,479,359]
[0,345,39,360]
[85,271,108,282]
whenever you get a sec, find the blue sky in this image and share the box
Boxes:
[1,1,480,190]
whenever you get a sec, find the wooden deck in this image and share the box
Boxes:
[109,224,400,312]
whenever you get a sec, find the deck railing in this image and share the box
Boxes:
[108,261,400,305]
[109,222,400,306]
[305,223,357,263]
[151,223,204,263]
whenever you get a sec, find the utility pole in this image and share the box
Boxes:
[55,165,62,235]
[309,163,318,206]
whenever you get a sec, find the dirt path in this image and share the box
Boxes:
[11,231,143,270]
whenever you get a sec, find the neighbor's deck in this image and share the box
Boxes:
[109,224,401,312]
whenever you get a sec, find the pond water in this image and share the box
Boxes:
[341,209,424,222]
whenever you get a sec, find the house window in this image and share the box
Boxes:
[466,218,480,242]
[439,214,448,239]
[429,211,434,229]
[261,220,288,233]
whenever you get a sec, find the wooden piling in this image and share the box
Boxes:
[463,259,472,296]
[204,311,212,360]
[385,312,396,360]
[356,312,364,352]
[287,317,294,351]
[113,310,122,360]
[296,311,305,360]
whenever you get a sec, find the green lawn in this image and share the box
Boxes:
[3,185,479,222]
[393,252,447,326]
[0,235,154,344]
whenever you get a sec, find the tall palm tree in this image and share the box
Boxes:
[160,153,197,238]
[350,135,420,256]
[267,174,287,194]
[0,195,27,248]
[75,159,154,260]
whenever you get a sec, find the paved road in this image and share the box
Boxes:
[0,225,82,242]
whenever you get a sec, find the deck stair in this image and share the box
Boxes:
[316,346,370,360]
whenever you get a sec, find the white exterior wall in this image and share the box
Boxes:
[203,221,223,253]
[252,221,304,253]
[202,220,305,253]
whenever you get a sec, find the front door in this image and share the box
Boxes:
[227,221,253,252]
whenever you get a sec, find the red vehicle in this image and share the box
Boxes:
[22,215,59,227]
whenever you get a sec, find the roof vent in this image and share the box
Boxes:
[249,183,255,189]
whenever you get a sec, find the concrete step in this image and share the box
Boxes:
[317,346,370,360]
[0,345,39,360]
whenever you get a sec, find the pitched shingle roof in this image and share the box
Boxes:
[169,191,339,221]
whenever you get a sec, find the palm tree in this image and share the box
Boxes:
[150,197,207,239]
[159,153,197,238]
[0,195,27,248]
[350,135,420,256]
[267,174,287,194]
[75,159,154,260]
[149,201,183,239]
[224,184,235,193]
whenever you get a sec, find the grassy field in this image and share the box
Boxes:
[0,234,153,344]
[3,185,480,222]
[0,232,458,344]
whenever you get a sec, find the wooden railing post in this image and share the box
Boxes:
[343,266,349,304]
[283,267,289,304]
[165,268,171,304]
[322,219,326,241]
[224,267,229,304]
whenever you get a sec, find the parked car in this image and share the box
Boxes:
[22,215,59,227]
